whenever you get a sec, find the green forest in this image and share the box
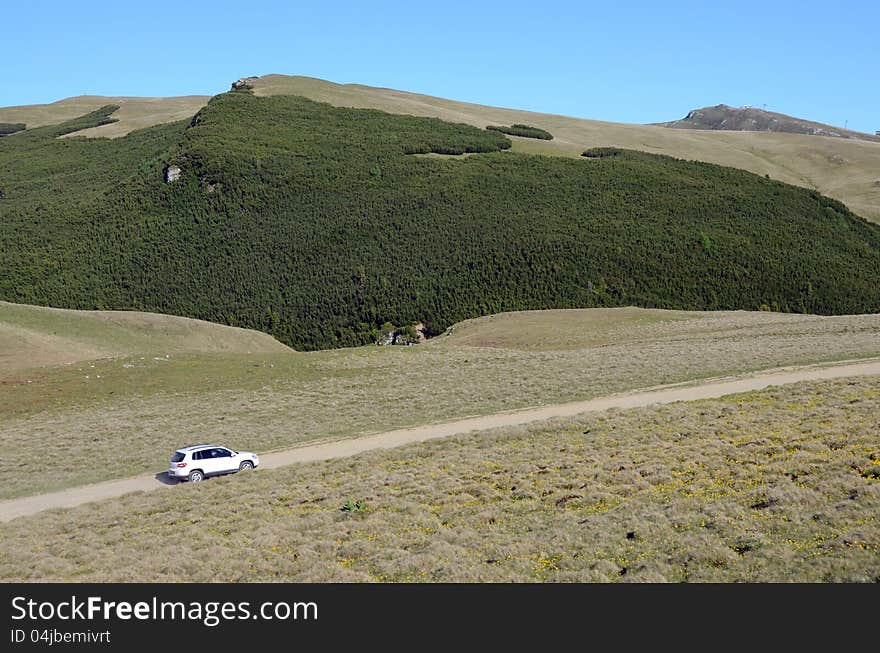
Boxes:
[1,89,879,350]
[487,123,554,140]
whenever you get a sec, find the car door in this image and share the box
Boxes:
[193,449,219,476]
[213,447,237,473]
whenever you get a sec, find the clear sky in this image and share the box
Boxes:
[4,0,878,133]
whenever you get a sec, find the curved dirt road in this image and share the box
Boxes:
[2,358,878,522]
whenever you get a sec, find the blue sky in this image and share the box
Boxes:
[5,0,878,133]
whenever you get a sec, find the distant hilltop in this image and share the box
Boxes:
[654,104,880,143]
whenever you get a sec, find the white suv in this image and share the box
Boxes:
[168,444,260,483]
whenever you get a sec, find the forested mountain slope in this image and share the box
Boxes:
[1,89,879,350]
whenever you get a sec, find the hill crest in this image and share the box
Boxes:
[656,104,880,143]
[2,75,878,221]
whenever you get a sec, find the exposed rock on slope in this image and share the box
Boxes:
[655,104,880,143]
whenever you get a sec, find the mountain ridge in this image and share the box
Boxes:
[655,103,880,143]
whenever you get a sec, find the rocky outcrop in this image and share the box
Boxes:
[164,165,181,183]
[231,77,257,91]
[374,322,429,346]
[412,322,428,343]
[655,104,880,143]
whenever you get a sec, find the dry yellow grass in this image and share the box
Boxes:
[1,376,877,582]
[0,95,209,138]
[1,305,879,499]
[250,75,880,222]
[0,301,289,373]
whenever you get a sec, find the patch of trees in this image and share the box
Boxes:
[52,105,120,137]
[9,105,121,141]
[486,123,553,140]
[0,123,25,137]
[1,92,879,351]
[397,117,510,154]
[582,147,623,158]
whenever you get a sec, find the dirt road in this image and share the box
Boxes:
[2,358,878,522]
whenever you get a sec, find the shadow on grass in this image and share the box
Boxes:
[154,471,178,486]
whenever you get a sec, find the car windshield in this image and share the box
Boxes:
[170,452,186,463]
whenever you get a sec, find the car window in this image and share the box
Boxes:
[193,450,207,460]
[171,452,185,463]
[216,448,232,457]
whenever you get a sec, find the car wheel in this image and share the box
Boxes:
[189,470,204,483]
[239,461,254,472]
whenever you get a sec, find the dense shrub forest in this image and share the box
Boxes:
[487,123,553,140]
[582,147,623,158]
[1,90,879,350]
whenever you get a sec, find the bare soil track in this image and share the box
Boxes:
[2,358,878,522]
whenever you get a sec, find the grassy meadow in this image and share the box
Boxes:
[1,375,877,582]
[0,301,288,373]
[0,95,209,138]
[2,306,879,499]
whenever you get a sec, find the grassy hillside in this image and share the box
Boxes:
[3,375,878,582]
[657,104,880,143]
[2,306,879,498]
[0,94,209,138]
[251,75,880,223]
[2,89,880,352]
[0,301,289,373]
